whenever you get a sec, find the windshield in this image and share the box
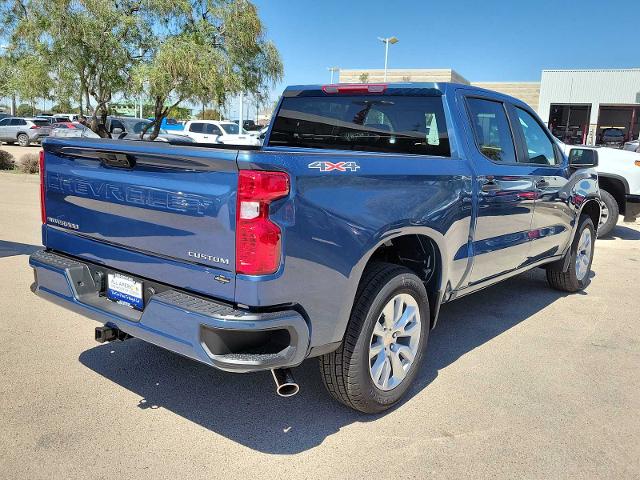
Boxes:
[220,123,247,135]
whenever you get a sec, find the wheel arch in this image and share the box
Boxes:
[580,198,602,233]
[598,174,628,215]
[347,228,450,331]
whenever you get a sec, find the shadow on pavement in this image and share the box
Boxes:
[0,240,40,258]
[599,224,640,241]
[79,268,577,454]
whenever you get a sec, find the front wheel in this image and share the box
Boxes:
[547,215,595,292]
[319,262,429,413]
[597,189,618,238]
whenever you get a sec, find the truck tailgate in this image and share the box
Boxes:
[41,138,238,300]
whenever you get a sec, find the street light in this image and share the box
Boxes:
[327,66,340,84]
[377,36,398,82]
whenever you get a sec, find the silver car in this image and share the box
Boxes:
[0,117,52,146]
[623,139,639,153]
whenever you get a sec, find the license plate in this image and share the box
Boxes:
[107,273,144,310]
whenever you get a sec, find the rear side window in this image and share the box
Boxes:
[466,98,517,163]
[10,119,27,126]
[189,122,204,133]
[269,95,450,156]
[515,108,558,165]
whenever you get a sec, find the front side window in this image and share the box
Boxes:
[269,95,450,156]
[0,119,9,126]
[220,123,242,135]
[515,108,558,165]
[466,98,517,163]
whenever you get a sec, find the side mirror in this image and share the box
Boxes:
[112,127,123,135]
[569,148,598,168]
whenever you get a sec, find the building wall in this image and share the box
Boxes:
[538,69,640,124]
[471,82,541,112]
[339,69,470,85]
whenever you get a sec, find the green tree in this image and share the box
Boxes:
[11,54,53,113]
[16,103,33,116]
[134,0,283,139]
[197,108,221,120]
[2,0,150,136]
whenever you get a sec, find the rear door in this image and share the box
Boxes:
[0,118,10,140]
[462,94,538,285]
[42,138,239,299]
[10,118,25,138]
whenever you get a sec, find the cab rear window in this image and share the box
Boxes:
[269,95,450,156]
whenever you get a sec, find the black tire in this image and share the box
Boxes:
[597,189,618,238]
[17,133,30,147]
[546,215,595,292]
[319,262,429,413]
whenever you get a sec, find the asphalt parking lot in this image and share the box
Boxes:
[1,171,639,479]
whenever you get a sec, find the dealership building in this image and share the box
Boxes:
[339,68,640,145]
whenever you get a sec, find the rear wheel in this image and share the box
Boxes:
[17,133,30,147]
[319,262,429,413]
[547,215,595,292]
[597,189,618,237]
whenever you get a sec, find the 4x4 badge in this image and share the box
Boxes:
[308,161,360,172]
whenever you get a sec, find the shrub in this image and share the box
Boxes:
[0,149,16,170]
[19,153,40,174]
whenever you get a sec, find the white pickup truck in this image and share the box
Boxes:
[559,142,640,236]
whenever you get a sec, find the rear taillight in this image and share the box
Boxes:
[322,84,387,94]
[30,125,39,129]
[236,170,289,275]
[39,150,46,224]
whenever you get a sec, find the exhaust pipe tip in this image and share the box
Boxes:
[271,368,300,397]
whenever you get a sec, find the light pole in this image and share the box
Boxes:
[327,66,340,84]
[377,36,398,81]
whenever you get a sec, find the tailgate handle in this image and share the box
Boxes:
[98,152,136,169]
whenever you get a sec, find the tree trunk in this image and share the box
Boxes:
[79,78,84,116]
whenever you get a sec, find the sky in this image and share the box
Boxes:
[253,0,639,101]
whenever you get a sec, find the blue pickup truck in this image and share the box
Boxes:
[30,83,600,413]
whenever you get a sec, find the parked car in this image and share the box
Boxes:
[106,116,194,144]
[31,83,600,413]
[35,115,56,124]
[598,128,626,148]
[184,120,261,145]
[157,117,184,131]
[53,114,80,122]
[557,141,640,236]
[233,119,262,131]
[0,112,11,121]
[623,139,639,152]
[0,117,52,146]
[50,122,99,139]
